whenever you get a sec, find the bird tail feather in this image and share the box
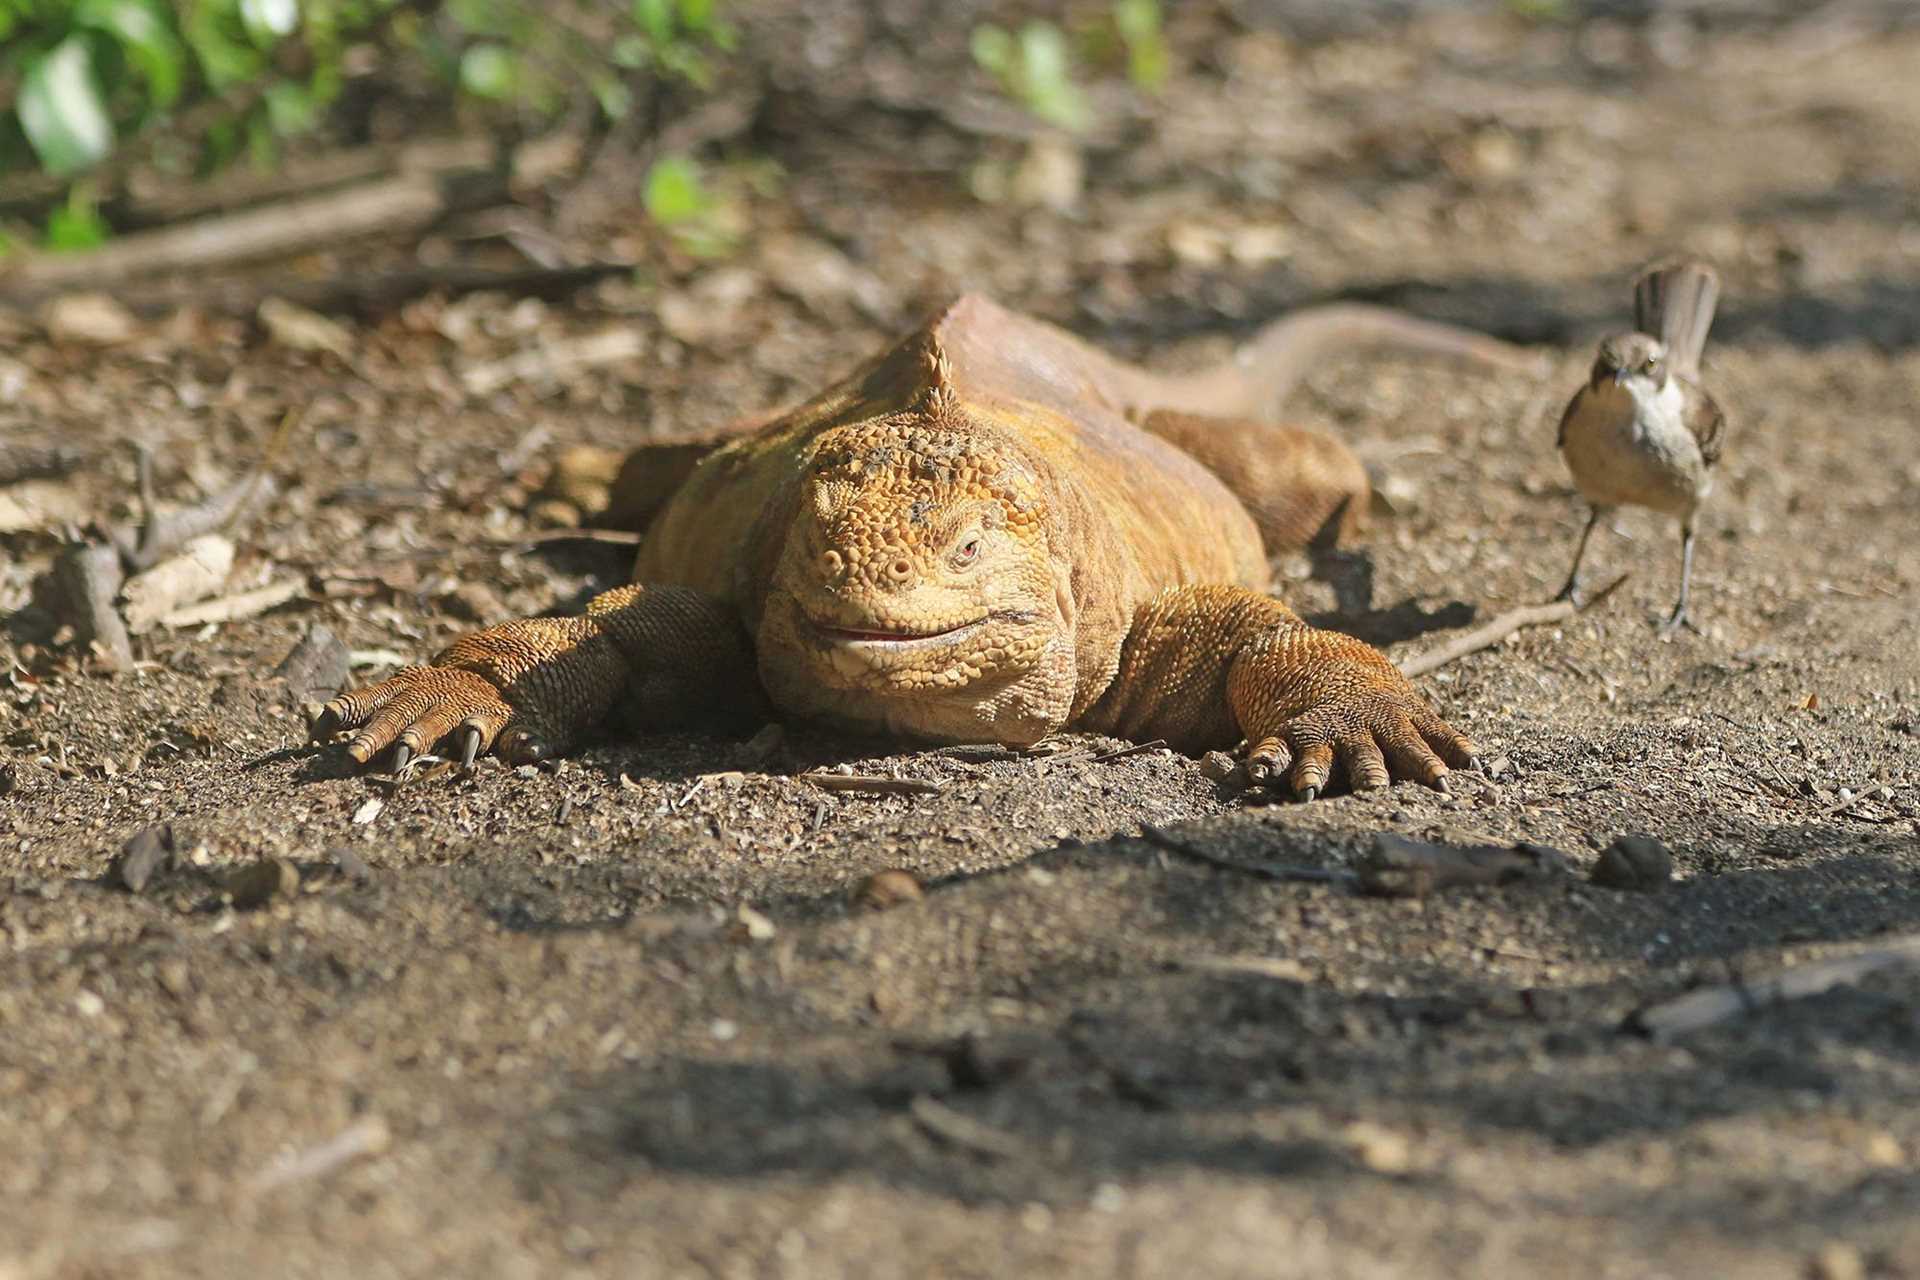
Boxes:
[1634,259,1720,379]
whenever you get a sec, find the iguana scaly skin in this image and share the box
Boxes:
[317,295,1531,797]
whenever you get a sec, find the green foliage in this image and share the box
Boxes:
[1504,0,1576,21]
[642,152,740,257]
[1109,0,1166,93]
[970,20,1089,132]
[970,2,1169,132]
[43,183,109,247]
[0,0,738,249]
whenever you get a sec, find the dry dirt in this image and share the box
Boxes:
[4,3,1920,1277]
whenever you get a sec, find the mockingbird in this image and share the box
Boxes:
[1556,259,1726,634]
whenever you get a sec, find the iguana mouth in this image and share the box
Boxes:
[811,617,987,645]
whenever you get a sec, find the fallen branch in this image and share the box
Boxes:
[1356,833,1568,899]
[1090,738,1168,763]
[1397,572,1630,678]
[1139,823,1355,885]
[907,1095,1030,1160]
[159,578,307,628]
[0,441,86,486]
[121,535,234,633]
[1,169,507,298]
[53,541,134,671]
[459,328,645,397]
[247,1117,391,1194]
[801,772,945,796]
[1626,935,1920,1041]
[113,408,300,572]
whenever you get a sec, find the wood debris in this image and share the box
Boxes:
[1398,573,1630,678]
[907,1095,1030,1160]
[1357,833,1569,898]
[1627,935,1920,1041]
[121,535,235,633]
[1138,823,1354,885]
[801,772,945,796]
[158,577,305,629]
[459,328,644,397]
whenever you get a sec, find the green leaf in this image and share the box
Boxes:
[45,190,110,251]
[643,154,711,226]
[185,3,265,90]
[264,79,316,133]
[1112,0,1158,41]
[611,34,650,68]
[18,37,114,176]
[589,72,631,121]
[970,24,1012,76]
[676,0,713,33]
[75,0,187,108]
[239,0,299,47]
[632,0,672,45]
[458,43,515,99]
[1016,22,1088,130]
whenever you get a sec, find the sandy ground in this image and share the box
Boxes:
[3,3,1920,1276]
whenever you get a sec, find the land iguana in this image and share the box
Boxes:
[314,295,1533,798]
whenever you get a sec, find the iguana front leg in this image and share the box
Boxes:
[312,584,761,769]
[1085,586,1476,798]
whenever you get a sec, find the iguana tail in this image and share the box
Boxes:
[1123,303,1541,422]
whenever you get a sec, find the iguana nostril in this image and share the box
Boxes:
[888,557,913,581]
[821,549,844,575]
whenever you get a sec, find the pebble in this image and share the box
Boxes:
[854,869,925,911]
[226,858,301,909]
[330,847,373,885]
[1590,835,1672,891]
[1199,751,1240,782]
[115,825,175,894]
[1812,1242,1866,1280]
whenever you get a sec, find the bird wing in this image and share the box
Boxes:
[1679,377,1726,467]
[1634,260,1721,380]
[1555,384,1585,449]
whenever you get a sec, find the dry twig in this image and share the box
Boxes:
[1397,573,1630,678]
[1627,935,1920,1041]
[1138,823,1354,885]
[801,773,945,796]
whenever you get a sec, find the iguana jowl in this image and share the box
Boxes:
[316,295,1531,798]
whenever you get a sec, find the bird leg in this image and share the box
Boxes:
[1659,520,1699,636]
[1556,507,1605,605]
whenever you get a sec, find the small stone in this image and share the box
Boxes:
[1812,1242,1866,1280]
[1863,1131,1904,1168]
[115,824,176,894]
[854,869,924,911]
[274,625,352,703]
[39,292,138,345]
[226,858,300,909]
[155,958,192,999]
[1590,835,1673,891]
[1344,1122,1413,1175]
[730,904,776,942]
[330,847,373,885]
[1199,751,1240,783]
[739,723,785,765]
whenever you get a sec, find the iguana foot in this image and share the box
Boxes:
[1241,688,1477,801]
[311,665,551,769]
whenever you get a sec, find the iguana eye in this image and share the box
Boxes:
[953,537,981,567]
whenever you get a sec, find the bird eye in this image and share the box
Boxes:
[1644,356,1658,370]
[953,537,980,566]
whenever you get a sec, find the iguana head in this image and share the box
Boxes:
[756,415,1076,743]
